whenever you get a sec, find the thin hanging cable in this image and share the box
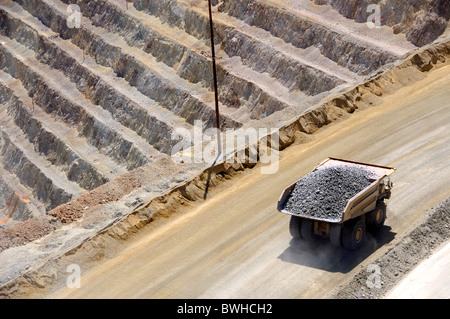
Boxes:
[207,0,221,131]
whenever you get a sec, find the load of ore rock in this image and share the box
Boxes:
[284,166,377,221]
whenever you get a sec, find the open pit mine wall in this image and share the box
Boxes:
[0,0,447,229]
[310,0,450,46]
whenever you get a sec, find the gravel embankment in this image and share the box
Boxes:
[284,166,377,221]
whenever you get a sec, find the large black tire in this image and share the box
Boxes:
[301,219,315,241]
[342,218,366,250]
[289,215,302,239]
[330,223,342,248]
[366,201,386,233]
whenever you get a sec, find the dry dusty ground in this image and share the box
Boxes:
[385,239,450,299]
[0,39,449,299]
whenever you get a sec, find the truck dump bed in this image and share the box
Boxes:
[278,158,395,223]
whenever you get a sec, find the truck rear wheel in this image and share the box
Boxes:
[367,201,386,233]
[342,218,366,250]
[301,219,315,241]
[330,223,342,248]
[289,215,302,239]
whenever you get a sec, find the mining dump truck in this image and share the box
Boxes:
[277,158,396,250]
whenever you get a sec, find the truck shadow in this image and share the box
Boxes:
[277,226,396,273]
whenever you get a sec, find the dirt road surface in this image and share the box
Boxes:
[48,64,450,299]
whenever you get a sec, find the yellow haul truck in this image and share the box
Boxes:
[278,158,396,250]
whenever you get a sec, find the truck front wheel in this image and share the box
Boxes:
[342,218,366,250]
[367,201,386,233]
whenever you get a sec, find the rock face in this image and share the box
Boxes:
[0,0,443,227]
[284,166,377,221]
[407,10,449,46]
[312,0,450,47]
[219,0,398,75]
